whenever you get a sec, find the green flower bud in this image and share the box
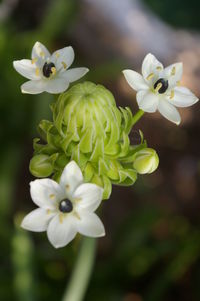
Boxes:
[30,82,148,199]
[133,148,159,174]
[29,154,53,177]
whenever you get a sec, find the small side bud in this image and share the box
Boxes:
[133,148,159,174]
[29,154,53,177]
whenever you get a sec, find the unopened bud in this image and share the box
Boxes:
[29,154,53,177]
[133,148,159,174]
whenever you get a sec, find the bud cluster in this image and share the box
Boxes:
[30,81,158,199]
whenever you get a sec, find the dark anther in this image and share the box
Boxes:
[42,62,55,78]
[154,78,168,94]
[59,199,73,213]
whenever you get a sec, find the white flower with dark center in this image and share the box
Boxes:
[123,53,198,124]
[21,161,105,248]
[13,41,89,94]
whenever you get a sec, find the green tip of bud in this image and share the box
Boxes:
[133,148,159,174]
[29,154,53,177]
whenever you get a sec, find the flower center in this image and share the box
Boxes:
[154,78,168,94]
[59,199,73,213]
[42,62,56,78]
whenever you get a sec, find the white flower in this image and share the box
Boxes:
[123,53,198,124]
[21,161,105,248]
[13,41,89,94]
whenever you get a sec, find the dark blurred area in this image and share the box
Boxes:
[0,0,200,300]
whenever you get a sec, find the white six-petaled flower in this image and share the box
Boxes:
[21,161,105,248]
[13,41,89,94]
[123,53,198,124]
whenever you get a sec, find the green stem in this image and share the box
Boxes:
[62,237,96,301]
[131,109,144,127]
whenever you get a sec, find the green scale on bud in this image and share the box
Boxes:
[30,81,155,199]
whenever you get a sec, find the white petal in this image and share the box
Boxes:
[13,60,39,80]
[21,78,70,94]
[60,68,89,83]
[21,80,46,94]
[123,69,148,91]
[31,41,50,60]
[172,87,199,107]
[30,179,64,209]
[21,208,55,232]
[44,77,69,94]
[136,90,158,112]
[164,63,183,88]
[158,98,181,125]
[47,214,77,248]
[52,46,74,70]
[74,183,103,212]
[60,161,83,197]
[142,53,163,80]
[77,212,105,237]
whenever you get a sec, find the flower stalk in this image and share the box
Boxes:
[62,237,96,301]
[131,109,144,127]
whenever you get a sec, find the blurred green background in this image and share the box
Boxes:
[0,0,200,300]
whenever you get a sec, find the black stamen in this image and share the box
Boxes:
[154,78,168,94]
[59,199,73,213]
[42,62,55,78]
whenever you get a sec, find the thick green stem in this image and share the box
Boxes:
[131,109,144,127]
[62,238,96,301]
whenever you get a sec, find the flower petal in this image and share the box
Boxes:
[30,179,64,209]
[158,98,181,125]
[13,60,39,80]
[21,80,46,94]
[77,212,105,237]
[47,214,77,248]
[52,46,74,70]
[164,62,183,88]
[60,161,83,197]
[31,41,50,61]
[74,183,103,212]
[172,86,199,107]
[60,68,89,83]
[21,208,55,232]
[44,77,69,94]
[122,69,148,91]
[142,53,163,80]
[136,90,158,112]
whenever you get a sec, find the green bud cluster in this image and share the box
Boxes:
[30,81,151,199]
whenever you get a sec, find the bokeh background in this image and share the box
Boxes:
[0,0,200,300]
